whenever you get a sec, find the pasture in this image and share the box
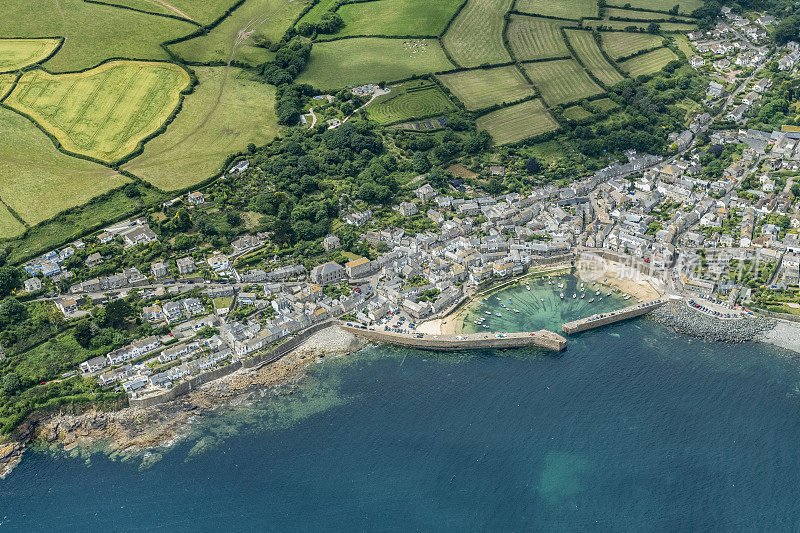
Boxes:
[94,0,231,24]
[0,204,25,239]
[366,80,456,124]
[0,74,15,100]
[618,47,678,76]
[297,0,339,25]
[522,59,603,105]
[0,39,61,73]
[125,67,279,191]
[583,19,697,31]
[563,105,592,120]
[437,66,533,110]
[476,99,558,144]
[442,0,512,68]
[565,29,624,87]
[515,0,597,20]
[296,38,454,89]
[0,107,128,226]
[591,97,620,111]
[6,61,191,163]
[0,0,195,72]
[673,34,693,57]
[335,0,463,37]
[600,31,663,60]
[607,0,703,14]
[506,15,577,61]
[603,7,697,22]
[168,0,306,66]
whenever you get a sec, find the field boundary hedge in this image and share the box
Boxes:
[604,3,699,17]
[614,44,666,62]
[82,0,202,26]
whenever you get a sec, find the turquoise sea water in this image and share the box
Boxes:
[3,280,800,531]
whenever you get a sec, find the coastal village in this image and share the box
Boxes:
[6,8,800,406]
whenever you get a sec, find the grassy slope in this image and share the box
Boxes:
[0,74,16,100]
[607,0,702,14]
[168,0,307,66]
[297,38,454,89]
[437,66,534,110]
[442,0,512,68]
[522,59,603,105]
[93,0,234,25]
[673,34,693,57]
[563,105,592,119]
[297,0,339,24]
[601,31,663,60]
[6,61,191,163]
[125,66,279,191]
[0,0,195,72]
[619,47,678,76]
[515,0,597,20]
[583,19,697,31]
[476,98,558,144]
[366,80,455,124]
[604,7,696,22]
[565,29,624,86]
[0,107,129,226]
[335,0,464,38]
[0,39,62,73]
[506,15,576,61]
[0,204,25,239]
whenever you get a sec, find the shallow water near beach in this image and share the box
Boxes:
[4,309,800,529]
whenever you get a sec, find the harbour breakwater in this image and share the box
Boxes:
[341,326,567,352]
[562,299,667,335]
[650,300,775,342]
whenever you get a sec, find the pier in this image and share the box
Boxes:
[561,299,667,335]
[341,326,567,352]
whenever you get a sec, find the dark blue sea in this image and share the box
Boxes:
[3,280,800,531]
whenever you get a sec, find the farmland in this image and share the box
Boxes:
[603,7,697,22]
[442,0,512,68]
[437,66,534,110]
[619,47,678,76]
[96,0,231,24]
[0,39,61,73]
[124,67,279,191]
[296,0,339,25]
[563,105,593,120]
[0,204,26,239]
[601,31,664,60]
[0,0,195,72]
[515,0,597,20]
[366,80,456,125]
[0,107,128,228]
[565,29,624,87]
[609,0,703,14]
[334,0,463,38]
[0,74,15,100]
[592,97,620,111]
[6,61,191,164]
[522,59,603,105]
[506,15,576,61]
[168,0,306,66]
[297,38,454,89]
[673,34,693,57]
[583,19,697,31]
[476,99,558,145]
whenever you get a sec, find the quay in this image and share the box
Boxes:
[341,326,567,352]
[561,299,667,335]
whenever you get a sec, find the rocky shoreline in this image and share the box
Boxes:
[650,300,775,343]
[0,326,363,479]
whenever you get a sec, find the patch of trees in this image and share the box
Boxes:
[258,39,314,126]
[296,12,344,37]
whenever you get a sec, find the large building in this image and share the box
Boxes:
[310,262,346,285]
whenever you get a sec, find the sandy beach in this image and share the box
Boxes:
[576,257,664,301]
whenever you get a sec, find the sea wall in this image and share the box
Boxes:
[341,326,567,352]
[650,300,775,342]
[562,299,667,334]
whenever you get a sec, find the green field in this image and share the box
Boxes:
[437,66,534,110]
[442,0,512,68]
[600,31,663,60]
[565,29,624,87]
[125,67,279,191]
[607,0,703,14]
[92,0,232,24]
[604,7,697,21]
[476,98,558,144]
[618,46,678,76]
[563,105,592,120]
[507,15,576,61]
[334,0,463,37]
[168,0,307,66]
[297,0,339,25]
[673,34,693,57]
[592,96,620,111]
[0,0,195,72]
[366,80,456,124]
[297,38,454,89]
[6,61,191,163]
[522,59,603,104]
[0,107,129,227]
[0,204,26,239]
[0,39,61,73]
[515,0,597,20]
[0,74,16,100]
[583,19,697,31]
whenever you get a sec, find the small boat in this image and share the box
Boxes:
[607,292,612,297]
[483,325,489,329]
[514,309,520,313]
[580,293,585,299]
[540,298,544,302]
[484,311,491,315]
[495,297,501,301]
[595,290,600,296]
[599,297,603,301]
[526,284,531,291]
[560,292,564,299]
[495,313,502,317]
[589,298,594,303]
[508,299,513,303]
[572,293,577,299]
[623,294,630,300]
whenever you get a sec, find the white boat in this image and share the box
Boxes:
[526,284,531,290]
[580,293,585,299]
[495,313,502,317]
[607,292,612,296]
[595,290,600,296]
[560,292,564,299]
[572,293,577,299]
[599,297,603,301]
[623,294,630,300]
[483,325,489,329]
[514,309,520,313]
[484,311,491,315]
[540,298,544,302]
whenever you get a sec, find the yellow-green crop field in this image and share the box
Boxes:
[515,0,597,20]
[618,47,678,76]
[0,74,16,100]
[476,98,558,144]
[334,0,463,38]
[565,29,624,87]
[601,32,664,60]
[5,61,191,164]
[507,15,577,61]
[522,59,603,105]
[442,0,512,67]
[437,66,534,110]
[0,39,61,73]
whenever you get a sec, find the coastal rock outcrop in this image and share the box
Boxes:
[650,300,774,342]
